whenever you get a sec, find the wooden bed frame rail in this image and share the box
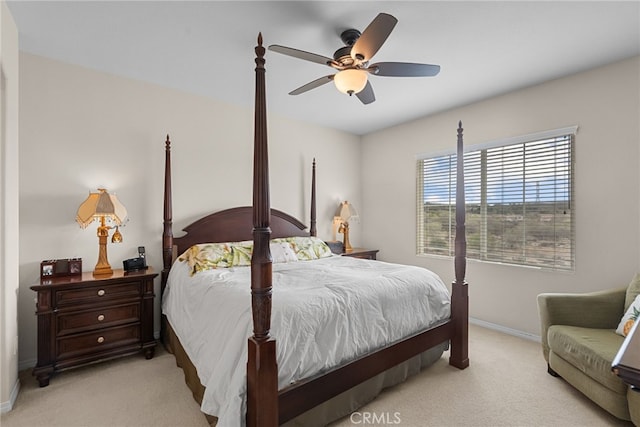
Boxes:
[161,33,468,427]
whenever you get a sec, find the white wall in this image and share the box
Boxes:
[17,53,362,368]
[362,56,640,338]
[0,0,20,413]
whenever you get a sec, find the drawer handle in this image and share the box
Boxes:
[97,314,105,322]
[97,289,106,296]
[97,336,105,344]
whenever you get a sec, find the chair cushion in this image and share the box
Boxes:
[625,273,640,312]
[548,325,626,394]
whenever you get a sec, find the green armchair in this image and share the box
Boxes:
[538,276,640,424]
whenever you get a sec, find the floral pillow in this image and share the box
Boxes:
[273,236,333,261]
[616,294,640,337]
[178,236,333,276]
[178,241,253,276]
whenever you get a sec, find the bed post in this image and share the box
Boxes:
[246,33,278,427]
[161,134,173,346]
[449,121,469,369]
[310,158,317,237]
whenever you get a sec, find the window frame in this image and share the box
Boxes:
[416,126,577,271]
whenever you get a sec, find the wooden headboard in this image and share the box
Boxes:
[161,135,318,290]
[172,206,310,257]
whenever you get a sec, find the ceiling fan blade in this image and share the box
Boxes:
[356,81,375,105]
[269,45,335,67]
[367,62,441,77]
[351,13,398,62]
[289,75,334,95]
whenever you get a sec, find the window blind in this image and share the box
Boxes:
[417,128,575,270]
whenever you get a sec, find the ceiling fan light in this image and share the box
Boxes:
[334,69,368,95]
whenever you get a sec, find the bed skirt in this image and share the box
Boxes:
[165,321,448,426]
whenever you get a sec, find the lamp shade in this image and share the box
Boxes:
[76,188,128,228]
[337,201,359,223]
[333,69,368,95]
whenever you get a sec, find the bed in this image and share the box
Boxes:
[160,34,469,427]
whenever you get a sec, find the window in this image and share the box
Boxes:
[416,127,576,270]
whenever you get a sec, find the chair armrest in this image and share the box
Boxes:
[537,287,626,361]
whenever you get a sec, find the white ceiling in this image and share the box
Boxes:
[7,1,640,135]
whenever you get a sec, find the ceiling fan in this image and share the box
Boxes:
[268,13,440,105]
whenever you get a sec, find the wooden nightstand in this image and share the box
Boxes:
[342,248,379,260]
[30,268,157,387]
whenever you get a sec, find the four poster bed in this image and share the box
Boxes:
[160,34,469,427]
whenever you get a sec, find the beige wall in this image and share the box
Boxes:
[361,56,640,338]
[17,53,361,368]
[12,47,640,371]
[0,0,20,413]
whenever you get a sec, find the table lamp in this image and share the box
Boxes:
[336,201,359,252]
[76,188,127,276]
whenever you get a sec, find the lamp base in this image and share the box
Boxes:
[339,222,352,252]
[93,265,113,277]
[94,225,113,276]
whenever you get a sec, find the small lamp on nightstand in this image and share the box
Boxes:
[336,201,359,253]
[76,188,127,276]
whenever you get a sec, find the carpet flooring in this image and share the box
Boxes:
[1,324,633,427]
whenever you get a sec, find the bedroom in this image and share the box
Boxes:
[1,0,640,425]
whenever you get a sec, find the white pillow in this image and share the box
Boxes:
[270,242,298,263]
[616,294,640,337]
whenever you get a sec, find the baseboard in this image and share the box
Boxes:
[19,357,36,372]
[470,317,541,342]
[0,377,20,413]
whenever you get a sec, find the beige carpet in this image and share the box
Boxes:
[1,324,633,427]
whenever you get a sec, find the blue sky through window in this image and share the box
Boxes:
[422,137,570,206]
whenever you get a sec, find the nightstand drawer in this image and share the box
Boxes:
[56,282,140,306]
[57,324,140,360]
[57,303,140,336]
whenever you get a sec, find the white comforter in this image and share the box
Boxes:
[162,255,450,427]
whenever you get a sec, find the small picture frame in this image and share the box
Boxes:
[40,262,55,279]
[69,259,82,274]
[40,258,83,281]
